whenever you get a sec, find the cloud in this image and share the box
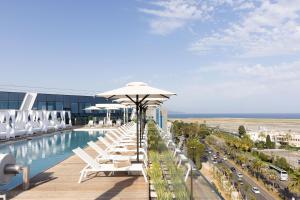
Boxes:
[139,0,212,35]
[139,0,258,35]
[190,0,300,57]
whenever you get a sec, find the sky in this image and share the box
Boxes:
[0,0,300,113]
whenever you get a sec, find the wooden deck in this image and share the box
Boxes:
[7,138,149,200]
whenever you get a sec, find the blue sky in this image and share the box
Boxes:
[0,0,300,113]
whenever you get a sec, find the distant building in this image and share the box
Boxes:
[247,128,300,147]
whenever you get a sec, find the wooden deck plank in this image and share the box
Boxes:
[7,137,149,200]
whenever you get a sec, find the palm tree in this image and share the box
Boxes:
[289,172,300,194]
[252,159,264,180]
[267,170,277,189]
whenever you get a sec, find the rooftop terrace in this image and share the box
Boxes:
[6,140,148,200]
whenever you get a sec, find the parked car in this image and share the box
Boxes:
[252,187,260,194]
[230,167,236,172]
[223,156,227,161]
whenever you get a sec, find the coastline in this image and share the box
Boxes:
[169,117,300,133]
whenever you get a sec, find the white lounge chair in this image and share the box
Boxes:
[87,120,94,127]
[72,147,147,183]
[87,141,146,166]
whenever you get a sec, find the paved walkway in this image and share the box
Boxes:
[7,139,148,200]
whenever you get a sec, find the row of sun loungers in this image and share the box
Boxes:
[87,119,122,128]
[0,110,72,140]
[73,122,148,183]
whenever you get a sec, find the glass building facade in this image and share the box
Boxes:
[0,91,125,125]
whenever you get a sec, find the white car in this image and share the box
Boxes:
[252,187,260,194]
[237,172,243,178]
[223,156,227,161]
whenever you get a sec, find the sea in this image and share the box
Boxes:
[168,113,300,119]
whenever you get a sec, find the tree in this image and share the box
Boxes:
[238,125,246,137]
[266,135,275,149]
[186,138,205,170]
[289,172,300,194]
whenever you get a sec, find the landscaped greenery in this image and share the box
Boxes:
[171,120,211,139]
[171,120,209,169]
[147,121,189,199]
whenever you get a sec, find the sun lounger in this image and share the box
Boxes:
[72,147,147,183]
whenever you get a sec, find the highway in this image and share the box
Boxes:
[206,146,276,200]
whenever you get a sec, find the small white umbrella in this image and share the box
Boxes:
[95,104,122,122]
[83,106,101,111]
[96,82,176,162]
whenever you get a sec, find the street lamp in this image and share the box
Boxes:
[190,146,196,200]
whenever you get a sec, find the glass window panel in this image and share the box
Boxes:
[46,94,56,101]
[36,94,46,101]
[8,92,22,101]
[47,102,55,110]
[71,103,78,113]
[78,103,86,113]
[8,101,19,109]
[0,101,8,109]
[0,92,9,100]
[38,102,47,110]
[70,96,77,103]
[56,102,63,110]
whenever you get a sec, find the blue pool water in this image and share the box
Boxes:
[0,130,104,191]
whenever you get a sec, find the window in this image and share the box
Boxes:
[47,102,56,110]
[38,102,47,110]
[0,101,8,109]
[8,92,23,101]
[71,103,78,113]
[0,92,8,101]
[46,95,56,101]
[56,102,63,110]
[8,101,20,109]
[78,103,86,114]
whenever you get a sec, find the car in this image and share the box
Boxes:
[230,167,236,172]
[238,178,244,185]
[208,151,212,154]
[213,160,218,164]
[252,187,260,194]
[237,172,243,178]
[223,156,227,161]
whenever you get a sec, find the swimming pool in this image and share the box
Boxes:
[0,130,104,191]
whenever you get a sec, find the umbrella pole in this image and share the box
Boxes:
[139,106,142,148]
[136,95,139,162]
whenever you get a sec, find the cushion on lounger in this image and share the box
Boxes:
[126,145,136,150]
[113,160,131,168]
[119,151,136,156]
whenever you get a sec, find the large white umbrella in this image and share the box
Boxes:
[96,82,176,162]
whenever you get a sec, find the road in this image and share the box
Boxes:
[206,146,276,200]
